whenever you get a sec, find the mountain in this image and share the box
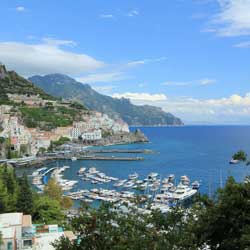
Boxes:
[0,64,54,102]
[29,74,183,126]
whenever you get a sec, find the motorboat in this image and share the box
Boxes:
[129,173,139,180]
[191,181,200,190]
[171,183,197,201]
[147,172,158,181]
[78,167,86,175]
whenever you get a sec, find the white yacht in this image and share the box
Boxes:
[147,172,158,181]
[171,183,197,201]
[78,167,86,175]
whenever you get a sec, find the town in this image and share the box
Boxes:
[0,93,129,157]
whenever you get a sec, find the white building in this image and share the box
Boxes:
[70,127,82,139]
[81,129,102,141]
[0,212,33,250]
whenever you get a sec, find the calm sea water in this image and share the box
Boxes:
[18,126,250,197]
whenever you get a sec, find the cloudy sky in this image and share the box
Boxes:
[1,0,250,124]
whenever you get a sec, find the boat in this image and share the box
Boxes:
[191,181,200,190]
[148,172,158,181]
[229,159,240,164]
[114,179,127,187]
[180,175,190,185]
[88,167,99,174]
[123,181,135,188]
[71,157,77,161]
[129,173,139,180]
[167,174,175,182]
[78,167,86,175]
[171,183,197,201]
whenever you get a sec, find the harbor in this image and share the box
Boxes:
[30,161,200,213]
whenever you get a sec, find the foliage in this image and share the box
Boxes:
[48,137,71,152]
[0,164,68,226]
[20,106,74,130]
[0,65,54,100]
[70,101,87,110]
[233,150,247,161]
[0,231,3,246]
[0,165,18,212]
[44,178,73,210]
[32,195,65,225]
[101,130,112,138]
[16,174,34,215]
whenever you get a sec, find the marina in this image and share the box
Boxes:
[31,161,199,213]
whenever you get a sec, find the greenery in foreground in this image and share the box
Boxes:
[53,177,250,250]
[0,165,72,225]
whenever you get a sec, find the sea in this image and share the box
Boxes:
[17,126,250,198]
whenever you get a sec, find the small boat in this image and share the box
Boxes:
[168,174,175,182]
[229,159,240,164]
[180,175,190,185]
[129,173,138,180]
[191,181,200,190]
[71,157,77,161]
[148,172,158,181]
[78,167,86,175]
[124,181,135,188]
[82,198,93,203]
[114,179,127,187]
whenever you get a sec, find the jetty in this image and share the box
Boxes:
[86,149,153,154]
[52,155,144,161]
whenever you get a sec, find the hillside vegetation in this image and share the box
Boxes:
[0,64,54,102]
[0,64,88,131]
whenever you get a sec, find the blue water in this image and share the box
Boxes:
[20,126,250,197]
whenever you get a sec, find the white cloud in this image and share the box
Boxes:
[126,57,167,68]
[112,92,167,102]
[77,72,124,83]
[0,39,104,76]
[124,92,250,124]
[208,0,250,37]
[234,41,250,48]
[127,10,139,17]
[16,6,26,12]
[200,78,217,85]
[162,78,216,86]
[99,14,114,19]
[42,37,77,47]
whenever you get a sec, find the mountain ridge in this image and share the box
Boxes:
[29,74,183,126]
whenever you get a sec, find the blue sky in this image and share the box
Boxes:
[1,0,250,124]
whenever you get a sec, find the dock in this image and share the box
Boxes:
[86,149,153,154]
[75,156,144,161]
[53,156,144,161]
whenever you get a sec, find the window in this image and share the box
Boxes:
[7,242,13,250]
[23,239,32,248]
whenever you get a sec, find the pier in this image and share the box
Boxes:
[85,149,153,154]
[52,156,144,161]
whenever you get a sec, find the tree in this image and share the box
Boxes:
[194,177,250,250]
[16,174,34,215]
[44,178,73,209]
[232,150,247,162]
[0,180,8,213]
[33,195,64,225]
